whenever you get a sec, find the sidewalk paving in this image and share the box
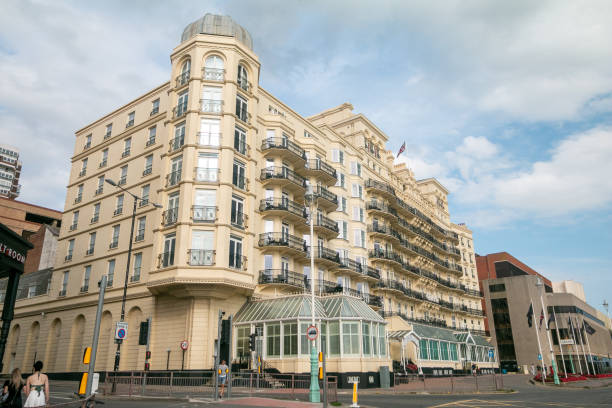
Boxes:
[213,397,322,407]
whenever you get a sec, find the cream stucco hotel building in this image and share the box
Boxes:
[2,15,496,378]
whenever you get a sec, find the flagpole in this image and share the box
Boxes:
[530,297,545,383]
[552,308,568,378]
[568,315,583,375]
[575,316,590,375]
[539,295,559,384]
[582,318,596,374]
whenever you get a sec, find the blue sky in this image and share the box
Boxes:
[1,0,611,314]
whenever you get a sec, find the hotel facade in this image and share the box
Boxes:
[1,14,495,379]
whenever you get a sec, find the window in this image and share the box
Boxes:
[164,193,179,226]
[201,86,222,113]
[171,122,185,151]
[82,265,91,292]
[190,230,215,265]
[350,161,362,177]
[204,55,224,81]
[335,172,345,188]
[352,207,364,222]
[61,271,69,295]
[331,149,344,164]
[353,229,365,248]
[232,160,246,189]
[110,225,120,249]
[151,99,160,116]
[266,323,280,357]
[342,322,359,355]
[362,322,371,356]
[337,220,348,239]
[176,90,188,117]
[351,183,363,198]
[169,156,183,186]
[79,158,87,176]
[75,184,83,203]
[236,327,250,358]
[379,325,386,356]
[196,153,218,182]
[199,118,220,146]
[132,252,142,282]
[105,123,112,139]
[229,235,243,269]
[237,64,249,91]
[126,111,135,128]
[117,165,128,185]
[135,216,146,241]
[84,134,91,150]
[115,194,124,215]
[70,211,79,230]
[283,323,298,356]
[87,232,96,255]
[143,155,153,176]
[161,233,176,267]
[236,95,248,123]
[96,176,104,195]
[122,138,131,157]
[420,339,429,360]
[429,340,440,360]
[329,322,340,356]
[178,59,190,86]
[337,196,347,213]
[450,343,458,361]
[107,259,115,286]
[231,196,244,228]
[140,184,150,206]
[66,239,75,261]
[193,189,216,221]
[234,126,247,155]
[100,148,108,167]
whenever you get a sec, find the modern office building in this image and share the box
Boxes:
[0,14,494,378]
[0,145,21,200]
[478,253,612,374]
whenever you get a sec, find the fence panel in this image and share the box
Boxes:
[394,373,504,394]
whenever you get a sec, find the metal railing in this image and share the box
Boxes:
[258,232,306,252]
[393,373,503,394]
[236,107,251,124]
[158,251,175,268]
[365,178,395,195]
[261,137,306,160]
[176,71,190,87]
[173,102,188,119]
[188,249,215,266]
[259,198,307,219]
[162,208,178,226]
[309,185,338,205]
[201,99,223,113]
[166,170,181,187]
[313,246,341,263]
[203,67,224,81]
[305,159,337,179]
[195,167,219,182]
[197,132,221,147]
[260,167,306,188]
[259,270,305,288]
[315,213,339,233]
[169,135,184,152]
[192,205,217,222]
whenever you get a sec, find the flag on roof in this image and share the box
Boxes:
[397,142,406,158]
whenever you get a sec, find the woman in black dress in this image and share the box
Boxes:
[1,368,24,408]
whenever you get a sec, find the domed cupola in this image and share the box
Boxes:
[180,14,253,50]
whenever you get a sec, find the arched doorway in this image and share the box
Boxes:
[23,321,40,370]
[120,307,143,370]
[96,311,113,371]
[67,315,86,372]
[5,324,20,373]
[44,318,61,372]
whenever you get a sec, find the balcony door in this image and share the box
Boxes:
[197,153,218,182]
[202,86,222,113]
[163,234,176,267]
[200,118,220,146]
[194,189,216,221]
[191,230,214,265]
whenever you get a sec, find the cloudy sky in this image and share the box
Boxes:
[2,1,612,313]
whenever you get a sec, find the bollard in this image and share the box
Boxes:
[350,382,359,408]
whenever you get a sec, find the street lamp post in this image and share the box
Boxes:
[105,179,162,391]
[307,193,320,403]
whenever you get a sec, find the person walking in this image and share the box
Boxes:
[23,361,48,408]
[218,359,229,399]
[1,368,24,408]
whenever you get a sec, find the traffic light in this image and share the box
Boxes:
[144,362,150,371]
[249,333,256,351]
[145,351,151,360]
[139,321,149,346]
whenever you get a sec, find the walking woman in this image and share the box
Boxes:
[1,368,24,408]
[23,361,48,408]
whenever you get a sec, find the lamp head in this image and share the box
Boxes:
[105,178,117,187]
[152,203,163,209]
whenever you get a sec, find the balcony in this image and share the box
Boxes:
[195,167,219,183]
[85,247,94,255]
[234,139,250,156]
[236,107,251,125]
[313,245,341,266]
[80,285,89,293]
[188,249,215,266]
[69,223,77,231]
[169,135,184,152]
[64,254,72,262]
[121,148,131,158]
[150,107,159,116]
[313,213,339,238]
[231,212,246,229]
[173,102,188,119]
[146,137,156,147]
[143,166,152,177]
[162,208,178,226]
[109,241,118,249]
[237,76,251,93]
[78,169,86,177]
[258,269,305,289]
[166,170,181,187]
[74,195,82,204]
[367,224,399,242]
[130,275,140,283]
[113,207,123,216]
[134,233,144,242]
[203,67,224,81]
[99,159,107,168]
[369,248,403,268]
[259,198,307,225]
[192,205,217,222]
[176,71,190,88]
[261,138,306,165]
[158,251,175,268]
[125,120,134,129]
[84,142,91,150]
[201,99,223,114]
[260,167,306,192]
[365,179,395,198]
[306,185,338,211]
[258,232,307,258]
[197,132,221,148]
[95,187,103,195]
[365,200,397,219]
[298,159,337,184]
[375,279,405,295]
[464,287,482,298]
[104,132,112,140]
[138,199,149,207]
[117,176,127,186]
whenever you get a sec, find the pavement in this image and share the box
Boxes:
[44,374,612,407]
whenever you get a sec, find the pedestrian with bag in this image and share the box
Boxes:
[23,361,48,408]
[1,368,24,408]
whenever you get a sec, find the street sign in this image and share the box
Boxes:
[560,339,574,345]
[115,321,128,340]
[488,349,494,358]
[180,340,189,350]
[306,325,318,340]
[537,353,542,360]
[347,376,360,384]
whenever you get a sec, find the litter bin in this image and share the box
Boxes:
[379,366,390,388]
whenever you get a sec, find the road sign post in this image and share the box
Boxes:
[180,340,188,370]
[115,321,128,341]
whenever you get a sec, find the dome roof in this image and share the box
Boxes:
[180,14,253,50]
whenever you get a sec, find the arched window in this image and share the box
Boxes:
[177,60,191,86]
[237,64,249,91]
[204,55,224,81]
